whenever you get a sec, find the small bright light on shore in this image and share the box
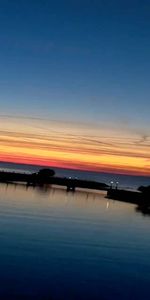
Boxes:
[110,181,114,189]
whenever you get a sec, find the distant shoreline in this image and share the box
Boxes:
[0,160,150,179]
[0,169,109,192]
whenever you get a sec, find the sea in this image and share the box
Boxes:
[0,162,150,299]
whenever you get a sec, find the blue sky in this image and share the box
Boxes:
[0,0,150,130]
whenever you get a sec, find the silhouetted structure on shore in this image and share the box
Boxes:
[107,185,150,206]
[0,169,108,191]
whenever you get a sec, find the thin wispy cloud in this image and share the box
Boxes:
[0,115,149,175]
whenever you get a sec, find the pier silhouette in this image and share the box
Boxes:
[0,169,109,192]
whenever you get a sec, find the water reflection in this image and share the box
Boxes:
[2,182,150,218]
[136,205,150,216]
[0,183,150,300]
[33,184,53,195]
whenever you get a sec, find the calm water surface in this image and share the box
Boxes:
[0,184,150,299]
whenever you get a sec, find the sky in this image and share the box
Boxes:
[0,0,150,175]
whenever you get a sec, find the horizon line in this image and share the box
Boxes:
[0,159,150,178]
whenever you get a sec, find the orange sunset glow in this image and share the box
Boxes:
[0,116,149,176]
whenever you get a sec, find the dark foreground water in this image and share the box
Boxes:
[0,184,150,300]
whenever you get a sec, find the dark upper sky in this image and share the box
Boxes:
[0,0,150,131]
